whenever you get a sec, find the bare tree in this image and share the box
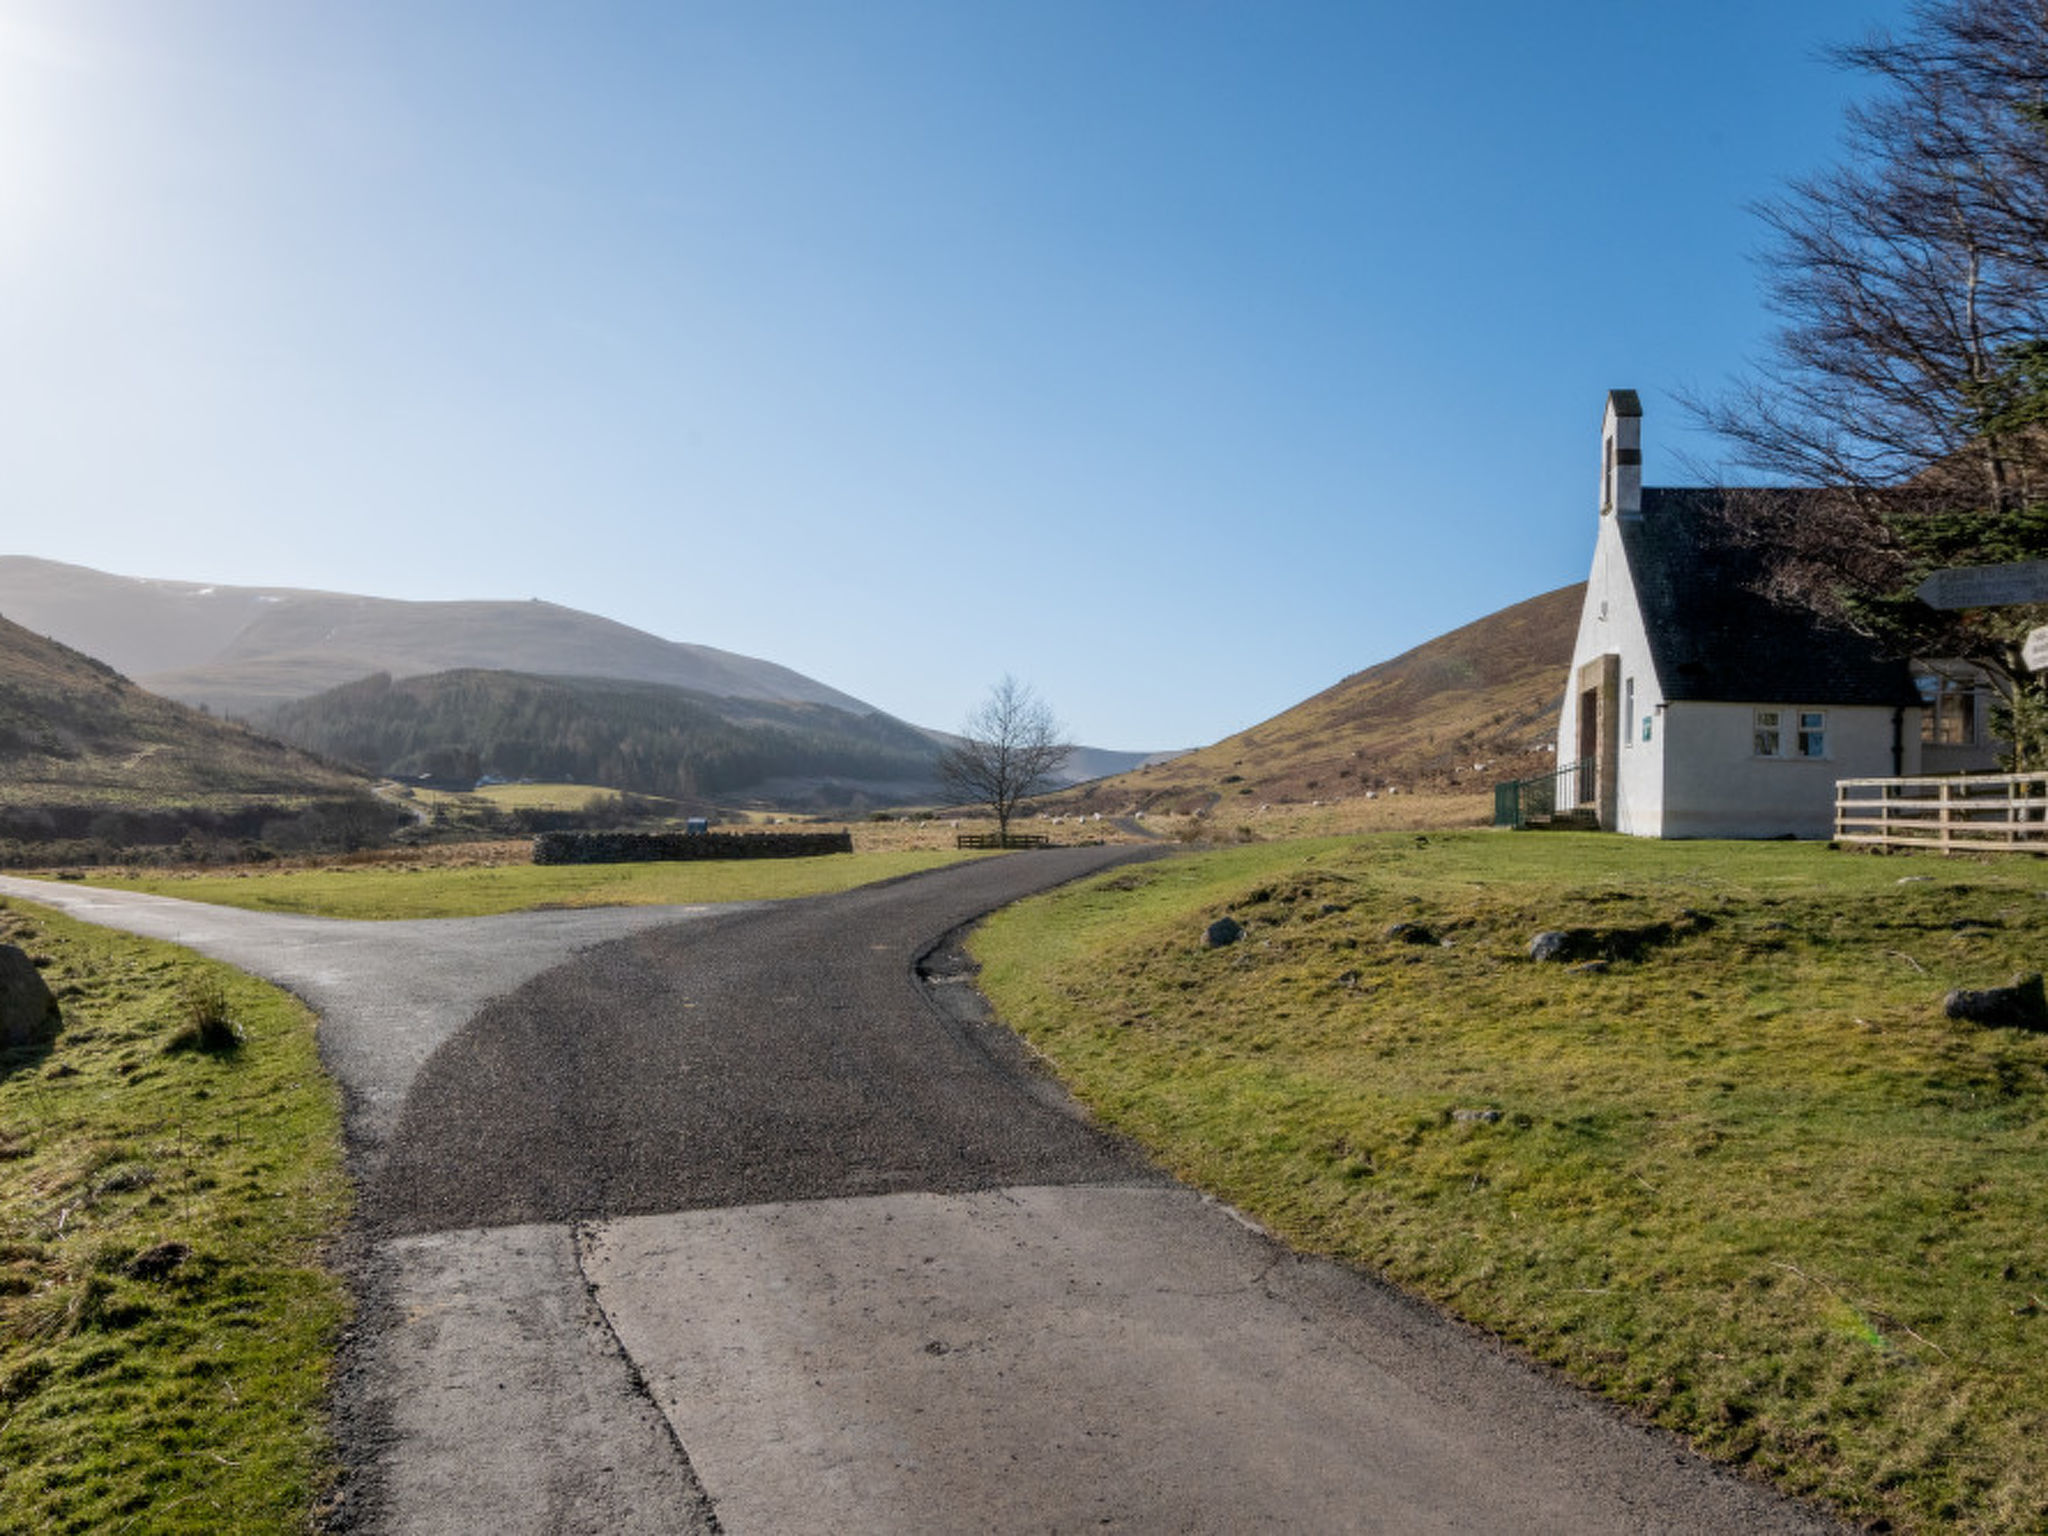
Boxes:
[1690,0,2048,504]
[935,676,1072,842]
[1686,0,2048,760]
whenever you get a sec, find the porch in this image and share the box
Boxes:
[1493,760,1597,831]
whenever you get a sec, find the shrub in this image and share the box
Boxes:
[166,973,241,1053]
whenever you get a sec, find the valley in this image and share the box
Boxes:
[0,558,1578,864]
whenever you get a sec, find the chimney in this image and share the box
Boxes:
[1601,389,1642,517]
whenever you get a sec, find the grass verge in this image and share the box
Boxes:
[44,848,982,921]
[0,898,349,1533]
[971,831,2048,1534]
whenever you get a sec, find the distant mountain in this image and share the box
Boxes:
[0,556,876,718]
[1057,584,1583,813]
[259,670,946,809]
[0,610,374,853]
[1059,745,1182,783]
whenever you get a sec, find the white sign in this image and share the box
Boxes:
[1916,561,2048,610]
[2026,625,2048,672]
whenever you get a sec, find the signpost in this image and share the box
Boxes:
[1915,561,2048,610]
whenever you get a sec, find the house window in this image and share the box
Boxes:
[1797,711,1827,758]
[1756,708,1826,758]
[1623,678,1634,749]
[1917,673,1981,745]
[1754,710,1781,757]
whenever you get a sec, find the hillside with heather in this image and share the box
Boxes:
[0,611,380,858]
[1051,583,1581,819]
[256,669,949,809]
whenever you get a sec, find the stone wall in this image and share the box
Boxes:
[531,830,854,865]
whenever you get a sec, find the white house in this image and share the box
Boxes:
[1554,392,1925,839]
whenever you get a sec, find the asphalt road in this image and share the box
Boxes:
[0,858,1850,1534]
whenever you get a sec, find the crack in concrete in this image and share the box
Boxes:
[571,1221,723,1534]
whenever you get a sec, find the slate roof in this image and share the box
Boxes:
[1624,488,1921,708]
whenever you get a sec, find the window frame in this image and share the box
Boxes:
[1753,709,1782,758]
[1754,707,1829,760]
[1796,710,1827,759]
[1917,672,1982,746]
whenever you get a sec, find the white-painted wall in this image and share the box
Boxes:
[1657,702,1913,839]
[1557,501,1665,834]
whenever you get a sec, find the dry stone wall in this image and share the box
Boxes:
[531,830,854,865]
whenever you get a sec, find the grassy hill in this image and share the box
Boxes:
[256,669,947,810]
[1051,583,1582,819]
[0,612,379,859]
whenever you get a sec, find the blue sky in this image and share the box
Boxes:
[0,0,1913,748]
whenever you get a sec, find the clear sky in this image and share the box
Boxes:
[1,0,1914,748]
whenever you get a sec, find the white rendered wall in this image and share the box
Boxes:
[1558,510,1666,833]
[1656,702,1911,839]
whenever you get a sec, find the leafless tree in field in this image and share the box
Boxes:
[935,676,1072,841]
[1686,0,2048,758]
[1691,0,2048,504]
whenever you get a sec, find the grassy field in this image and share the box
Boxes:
[971,831,2048,1534]
[389,781,668,814]
[0,899,350,1532]
[40,846,988,921]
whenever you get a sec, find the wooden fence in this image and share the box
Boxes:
[955,832,1052,850]
[1834,773,2048,852]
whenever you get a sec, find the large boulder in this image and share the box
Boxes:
[1203,917,1244,949]
[1944,973,2048,1032]
[0,944,59,1050]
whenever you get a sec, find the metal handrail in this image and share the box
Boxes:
[1494,759,1592,830]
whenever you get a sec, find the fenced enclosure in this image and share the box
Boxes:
[1493,759,1592,830]
[1834,772,2048,852]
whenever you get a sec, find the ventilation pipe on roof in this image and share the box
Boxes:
[1601,390,1643,518]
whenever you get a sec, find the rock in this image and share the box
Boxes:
[1943,973,2048,1031]
[1529,930,1573,963]
[1452,1108,1501,1124]
[1203,917,1244,949]
[1384,922,1438,946]
[124,1241,191,1282]
[0,945,58,1050]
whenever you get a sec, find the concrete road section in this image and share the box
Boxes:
[363,1224,716,1536]
[586,1183,1830,1534]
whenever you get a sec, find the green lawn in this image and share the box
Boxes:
[0,899,350,1532]
[54,847,982,920]
[972,831,2048,1535]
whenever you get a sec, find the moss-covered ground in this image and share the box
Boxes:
[0,899,350,1532]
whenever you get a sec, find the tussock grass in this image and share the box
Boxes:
[0,900,349,1532]
[973,832,2048,1534]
